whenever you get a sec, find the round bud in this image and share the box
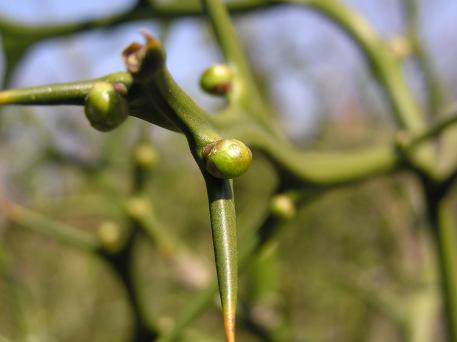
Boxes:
[84,82,128,132]
[134,143,159,170]
[96,221,123,253]
[204,139,252,179]
[388,36,412,59]
[269,194,296,220]
[125,196,150,219]
[200,64,233,96]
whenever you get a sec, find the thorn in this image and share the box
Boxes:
[224,310,236,342]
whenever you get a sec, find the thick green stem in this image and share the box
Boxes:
[122,37,222,151]
[204,176,238,342]
[152,70,221,149]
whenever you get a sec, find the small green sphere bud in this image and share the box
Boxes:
[269,194,296,220]
[200,64,233,96]
[84,82,128,132]
[204,139,252,179]
[387,36,412,59]
[96,221,123,253]
[134,143,159,170]
[125,196,150,219]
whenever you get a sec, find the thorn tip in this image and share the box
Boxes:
[224,312,236,342]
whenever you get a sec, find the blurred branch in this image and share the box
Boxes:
[0,242,36,340]
[159,192,304,341]
[428,194,457,341]
[201,0,285,139]
[288,0,425,133]
[0,0,276,39]
[0,197,100,252]
[408,103,457,147]
[125,194,211,288]
[401,0,444,115]
[0,1,150,40]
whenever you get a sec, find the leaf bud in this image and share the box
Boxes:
[125,196,150,219]
[200,64,233,96]
[387,36,412,59]
[269,194,296,220]
[134,143,159,170]
[84,82,128,132]
[203,139,252,179]
[96,221,124,253]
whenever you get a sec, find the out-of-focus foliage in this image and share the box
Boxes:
[1,0,456,341]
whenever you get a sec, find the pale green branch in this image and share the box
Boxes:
[0,72,132,106]
[0,198,100,252]
[288,0,425,133]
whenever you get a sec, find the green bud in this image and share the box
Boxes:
[200,64,233,96]
[134,143,159,170]
[125,196,150,219]
[96,221,123,253]
[84,82,128,132]
[387,36,412,59]
[204,139,252,179]
[269,194,296,220]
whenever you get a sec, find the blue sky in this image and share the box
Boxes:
[0,0,456,139]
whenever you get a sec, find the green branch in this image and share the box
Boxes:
[0,1,152,40]
[224,122,399,187]
[429,195,457,341]
[200,0,284,139]
[0,0,276,38]
[0,72,132,106]
[0,198,100,252]
[289,0,425,133]
[401,0,444,115]
[408,103,457,147]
